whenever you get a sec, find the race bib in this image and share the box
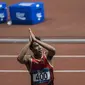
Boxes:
[32,68,50,84]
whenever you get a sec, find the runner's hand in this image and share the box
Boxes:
[29,28,36,41]
[29,35,32,43]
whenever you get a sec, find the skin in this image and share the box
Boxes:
[30,42,43,59]
[17,28,56,71]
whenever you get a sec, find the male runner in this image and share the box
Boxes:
[17,28,56,85]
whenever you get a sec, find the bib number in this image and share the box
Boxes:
[33,69,50,83]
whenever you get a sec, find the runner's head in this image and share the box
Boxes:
[29,36,42,58]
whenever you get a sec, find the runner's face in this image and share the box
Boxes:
[32,42,42,56]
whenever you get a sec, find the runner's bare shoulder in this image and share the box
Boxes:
[24,54,32,62]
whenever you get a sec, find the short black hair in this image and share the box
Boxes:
[29,36,41,50]
[35,36,41,41]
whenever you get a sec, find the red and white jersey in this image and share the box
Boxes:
[30,53,54,85]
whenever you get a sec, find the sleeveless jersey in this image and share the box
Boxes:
[30,53,54,85]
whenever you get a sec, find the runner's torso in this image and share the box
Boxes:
[30,53,54,85]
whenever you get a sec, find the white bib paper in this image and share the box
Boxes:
[32,68,50,84]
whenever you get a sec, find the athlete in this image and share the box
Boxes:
[17,28,56,85]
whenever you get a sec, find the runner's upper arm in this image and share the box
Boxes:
[46,50,56,61]
[17,55,32,64]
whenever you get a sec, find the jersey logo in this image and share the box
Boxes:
[32,68,50,84]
